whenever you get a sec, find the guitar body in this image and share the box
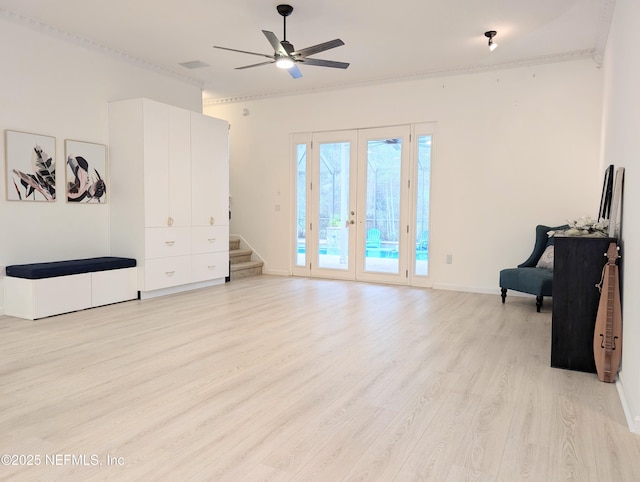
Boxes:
[593,242,622,383]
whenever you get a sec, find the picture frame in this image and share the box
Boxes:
[5,130,57,202]
[65,139,107,203]
[608,167,625,238]
[598,164,614,221]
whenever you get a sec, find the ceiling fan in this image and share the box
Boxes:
[213,4,349,79]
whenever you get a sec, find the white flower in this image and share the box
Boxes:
[550,216,609,237]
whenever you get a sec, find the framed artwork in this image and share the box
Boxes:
[598,164,614,221]
[608,167,625,238]
[5,130,56,202]
[65,139,107,203]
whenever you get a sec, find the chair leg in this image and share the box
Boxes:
[536,296,543,312]
[501,288,507,303]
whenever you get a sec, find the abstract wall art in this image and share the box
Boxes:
[65,139,107,203]
[5,130,57,202]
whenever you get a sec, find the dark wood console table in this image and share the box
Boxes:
[551,236,617,373]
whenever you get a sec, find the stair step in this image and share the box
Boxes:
[227,238,263,279]
[230,260,264,279]
[229,248,252,264]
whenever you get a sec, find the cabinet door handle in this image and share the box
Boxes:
[165,271,175,276]
[208,265,216,269]
[168,217,174,226]
[165,241,175,246]
[208,238,216,243]
[210,217,215,225]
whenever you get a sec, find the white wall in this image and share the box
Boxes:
[206,60,603,291]
[601,1,640,432]
[0,17,203,313]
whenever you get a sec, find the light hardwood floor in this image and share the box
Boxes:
[1,276,639,481]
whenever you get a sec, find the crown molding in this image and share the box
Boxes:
[593,0,616,66]
[0,7,204,88]
[203,49,596,105]
[1,5,609,106]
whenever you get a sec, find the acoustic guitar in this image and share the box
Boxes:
[593,242,622,383]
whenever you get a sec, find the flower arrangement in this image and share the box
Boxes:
[548,216,609,237]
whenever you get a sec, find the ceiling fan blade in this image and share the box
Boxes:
[235,60,276,70]
[214,45,274,59]
[262,30,288,57]
[292,39,345,58]
[288,64,303,79]
[298,58,349,69]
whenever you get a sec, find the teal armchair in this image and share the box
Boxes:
[499,224,568,312]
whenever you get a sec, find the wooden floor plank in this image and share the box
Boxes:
[0,275,639,481]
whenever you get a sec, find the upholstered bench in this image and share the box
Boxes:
[4,257,137,320]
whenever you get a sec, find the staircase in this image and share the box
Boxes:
[229,237,264,280]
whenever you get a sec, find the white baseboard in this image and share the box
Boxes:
[432,283,502,296]
[616,371,640,433]
[262,269,289,276]
[139,278,225,300]
[0,274,4,316]
[432,283,546,299]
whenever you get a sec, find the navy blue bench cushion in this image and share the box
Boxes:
[6,257,136,280]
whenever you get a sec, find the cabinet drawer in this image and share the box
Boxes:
[144,256,191,291]
[192,226,229,254]
[145,227,191,259]
[192,252,229,283]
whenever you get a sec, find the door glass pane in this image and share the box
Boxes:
[318,142,350,270]
[365,138,401,274]
[415,135,431,276]
[295,143,307,267]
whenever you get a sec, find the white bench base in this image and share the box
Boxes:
[4,267,137,320]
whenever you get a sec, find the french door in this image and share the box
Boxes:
[292,123,433,286]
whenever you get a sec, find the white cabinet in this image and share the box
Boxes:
[167,107,191,227]
[145,227,191,259]
[109,98,229,297]
[192,226,229,254]
[5,267,137,320]
[192,252,228,283]
[191,113,229,228]
[142,101,191,228]
[144,256,192,291]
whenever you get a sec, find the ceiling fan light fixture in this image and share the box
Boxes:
[485,30,498,51]
[275,57,294,69]
[213,3,348,79]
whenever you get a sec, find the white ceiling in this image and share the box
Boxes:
[0,0,614,103]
